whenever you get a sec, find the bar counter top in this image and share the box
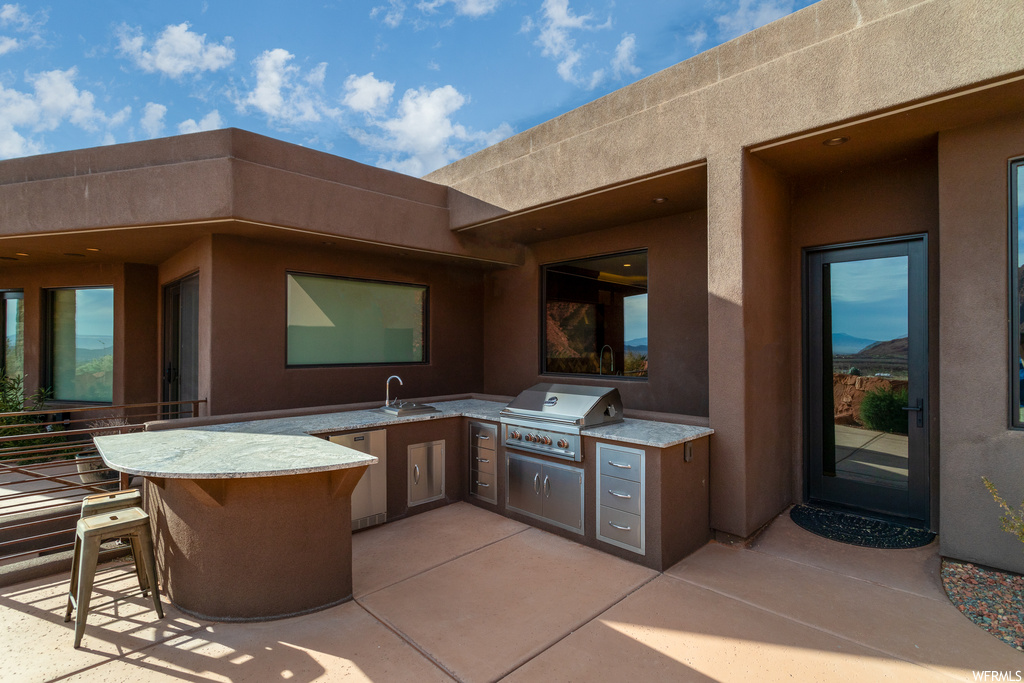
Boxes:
[95,398,713,479]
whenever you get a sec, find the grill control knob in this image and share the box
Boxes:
[527,433,537,442]
[509,430,520,440]
[557,439,569,449]
[540,436,552,445]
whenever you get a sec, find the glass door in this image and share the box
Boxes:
[162,273,199,417]
[805,237,929,524]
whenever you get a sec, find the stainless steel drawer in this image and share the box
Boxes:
[470,422,497,451]
[599,475,641,516]
[600,505,642,550]
[598,446,642,482]
[470,469,496,502]
[471,446,496,474]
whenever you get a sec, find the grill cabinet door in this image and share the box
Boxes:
[507,454,543,516]
[541,462,583,532]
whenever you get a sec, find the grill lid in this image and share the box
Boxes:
[500,383,623,428]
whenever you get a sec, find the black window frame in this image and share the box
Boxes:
[540,248,649,381]
[1010,157,1023,428]
[1,290,24,378]
[43,285,115,405]
[285,271,430,368]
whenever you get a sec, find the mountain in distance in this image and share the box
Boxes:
[624,337,648,353]
[831,333,877,354]
[853,336,909,357]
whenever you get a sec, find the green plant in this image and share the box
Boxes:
[0,374,61,462]
[858,386,909,434]
[982,477,1024,548]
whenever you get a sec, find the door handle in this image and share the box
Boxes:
[902,398,924,428]
[533,473,540,495]
[543,475,550,498]
[413,464,420,485]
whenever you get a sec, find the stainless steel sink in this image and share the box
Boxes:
[379,402,440,416]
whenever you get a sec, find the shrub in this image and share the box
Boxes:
[858,386,909,434]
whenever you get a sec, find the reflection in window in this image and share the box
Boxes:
[2,291,24,378]
[1013,160,1024,426]
[543,250,648,378]
[49,287,114,403]
[287,273,427,366]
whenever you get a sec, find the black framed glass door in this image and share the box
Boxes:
[162,273,199,417]
[805,237,929,525]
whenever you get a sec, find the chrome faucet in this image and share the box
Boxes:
[385,375,403,407]
[599,345,615,375]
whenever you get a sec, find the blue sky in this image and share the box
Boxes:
[0,0,818,176]
[830,258,908,344]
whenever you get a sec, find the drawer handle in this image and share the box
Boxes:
[608,490,632,499]
[608,461,632,470]
[475,457,490,463]
[608,521,632,531]
[476,434,491,440]
[476,481,490,488]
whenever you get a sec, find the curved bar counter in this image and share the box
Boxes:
[94,427,376,622]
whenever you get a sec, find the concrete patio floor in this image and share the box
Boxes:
[1,502,1020,682]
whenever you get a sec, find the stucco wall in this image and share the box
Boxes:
[480,210,709,416]
[200,235,485,415]
[939,115,1024,574]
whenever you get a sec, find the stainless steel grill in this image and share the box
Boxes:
[499,383,623,462]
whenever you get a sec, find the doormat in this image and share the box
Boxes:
[789,504,935,549]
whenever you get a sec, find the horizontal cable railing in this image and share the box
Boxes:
[0,399,205,565]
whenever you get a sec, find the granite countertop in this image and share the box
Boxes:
[95,398,712,479]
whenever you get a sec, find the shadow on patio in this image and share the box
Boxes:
[1,502,1019,682]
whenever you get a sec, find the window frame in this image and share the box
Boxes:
[43,285,115,405]
[539,249,649,381]
[1010,158,1023,428]
[1,290,24,378]
[285,271,429,368]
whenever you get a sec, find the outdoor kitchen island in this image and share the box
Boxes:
[93,427,376,622]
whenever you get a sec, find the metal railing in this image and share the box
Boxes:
[0,399,205,565]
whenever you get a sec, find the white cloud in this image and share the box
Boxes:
[237,49,338,125]
[141,102,167,138]
[417,0,501,17]
[714,0,794,41]
[349,83,512,176]
[0,68,130,160]
[611,33,640,80]
[685,24,708,52]
[530,0,611,89]
[178,109,223,134]
[371,0,407,28]
[0,3,46,54]
[117,22,235,79]
[342,73,395,115]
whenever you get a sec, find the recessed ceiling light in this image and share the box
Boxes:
[623,263,632,267]
[14,252,28,257]
[652,197,668,204]
[823,136,850,146]
[85,247,100,252]
[534,227,544,232]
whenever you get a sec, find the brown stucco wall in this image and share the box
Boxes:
[938,115,1024,574]
[480,210,709,416]
[200,234,484,415]
[0,263,158,406]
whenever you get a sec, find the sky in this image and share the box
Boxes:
[830,257,908,344]
[0,0,819,177]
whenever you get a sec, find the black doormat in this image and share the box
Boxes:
[790,504,935,549]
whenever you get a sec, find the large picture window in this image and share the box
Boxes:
[48,287,114,403]
[2,290,23,378]
[287,273,427,366]
[1012,159,1024,426]
[543,250,648,378]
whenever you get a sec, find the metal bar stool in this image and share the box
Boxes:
[78,489,149,593]
[64,507,164,648]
